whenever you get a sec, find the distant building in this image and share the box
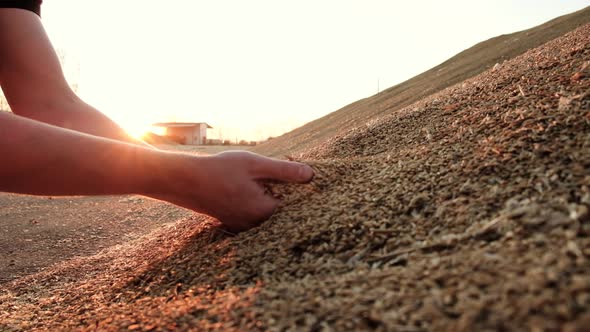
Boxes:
[152,122,212,145]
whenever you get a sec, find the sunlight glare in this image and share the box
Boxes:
[122,122,151,139]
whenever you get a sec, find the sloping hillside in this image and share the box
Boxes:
[254,5,590,158]
[1,18,589,331]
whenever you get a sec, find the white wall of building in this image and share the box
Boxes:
[165,124,208,145]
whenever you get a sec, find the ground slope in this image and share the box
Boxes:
[254,5,590,158]
[1,22,589,332]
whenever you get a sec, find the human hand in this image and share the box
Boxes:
[151,151,314,232]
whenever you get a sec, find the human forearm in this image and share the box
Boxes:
[9,93,150,147]
[0,8,149,147]
[0,112,314,231]
[0,112,160,196]
[26,95,129,140]
[0,8,317,232]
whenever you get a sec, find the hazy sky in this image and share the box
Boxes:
[41,0,590,140]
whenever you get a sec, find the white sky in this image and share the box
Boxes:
[41,0,590,141]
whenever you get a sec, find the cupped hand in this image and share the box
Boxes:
[152,151,314,232]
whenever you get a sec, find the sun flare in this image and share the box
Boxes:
[122,123,151,139]
[121,122,168,139]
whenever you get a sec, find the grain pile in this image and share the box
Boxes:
[253,6,590,159]
[1,24,589,332]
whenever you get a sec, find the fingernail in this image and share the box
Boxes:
[299,164,314,181]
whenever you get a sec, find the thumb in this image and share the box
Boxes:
[254,158,314,183]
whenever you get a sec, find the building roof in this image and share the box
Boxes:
[152,122,212,129]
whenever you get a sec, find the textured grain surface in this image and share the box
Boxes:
[1,22,589,332]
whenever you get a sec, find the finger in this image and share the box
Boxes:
[253,158,314,183]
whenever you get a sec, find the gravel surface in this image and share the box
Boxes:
[1,23,589,332]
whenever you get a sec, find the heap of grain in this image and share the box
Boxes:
[1,24,589,332]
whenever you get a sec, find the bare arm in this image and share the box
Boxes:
[0,8,145,145]
[0,112,162,196]
[0,112,314,231]
[0,8,316,232]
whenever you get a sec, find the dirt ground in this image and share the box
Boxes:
[0,194,191,283]
[156,144,252,155]
[0,145,248,284]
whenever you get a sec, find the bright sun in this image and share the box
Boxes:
[122,122,166,139]
[122,123,151,139]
